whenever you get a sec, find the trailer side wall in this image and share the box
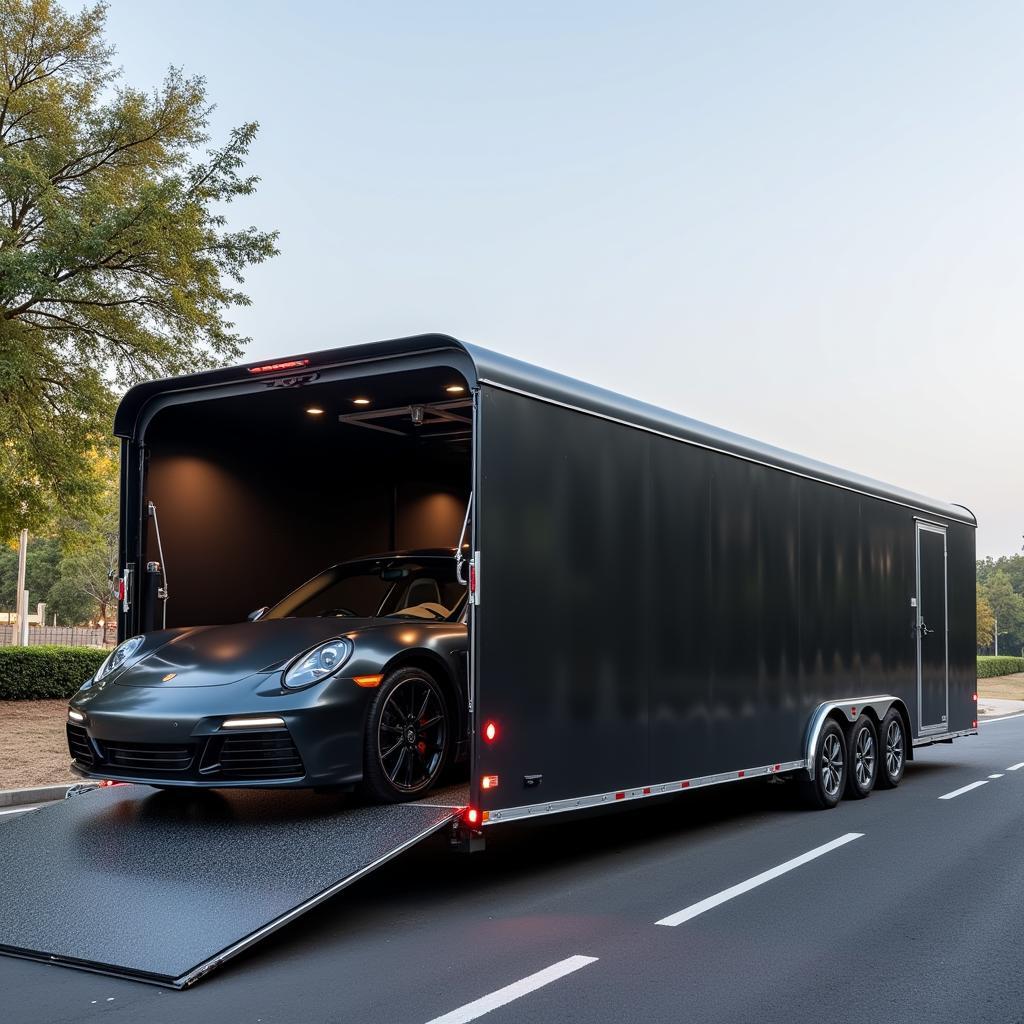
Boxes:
[474,386,975,812]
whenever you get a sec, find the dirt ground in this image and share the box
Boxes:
[0,699,77,790]
[978,674,1024,702]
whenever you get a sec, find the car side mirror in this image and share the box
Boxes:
[248,606,268,622]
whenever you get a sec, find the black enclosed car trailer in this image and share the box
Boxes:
[0,334,976,986]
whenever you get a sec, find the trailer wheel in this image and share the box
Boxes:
[844,717,878,799]
[876,708,907,789]
[362,666,451,803]
[800,719,847,809]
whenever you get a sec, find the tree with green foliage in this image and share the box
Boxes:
[0,0,278,541]
[981,570,1024,656]
[977,585,995,649]
[0,534,58,607]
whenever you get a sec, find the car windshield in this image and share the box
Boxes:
[264,558,466,622]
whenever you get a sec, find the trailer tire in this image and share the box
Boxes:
[876,708,907,789]
[362,666,451,803]
[800,719,847,809]
[844,717,878,799]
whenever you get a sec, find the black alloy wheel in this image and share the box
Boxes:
[876,707,907,789]
[363,666,450,802]
[800,718,847,810]
[844,716,878,799]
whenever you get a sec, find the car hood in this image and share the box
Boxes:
[115,618,381,688]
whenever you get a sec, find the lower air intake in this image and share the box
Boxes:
[217,731,304,779]
[66,724,95,768]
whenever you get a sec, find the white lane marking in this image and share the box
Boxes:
[989,773,1005,779]
[1007,763,1024,771]
[655,833,863,927]
[424,955,598,1024]
[980,712,1024,725]
[939,780,989,800]
[0,806,39,816]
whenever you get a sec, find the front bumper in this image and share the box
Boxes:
[66,672,371,788]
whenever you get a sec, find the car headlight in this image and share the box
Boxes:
[283,638,353,690]
[95,636,146,680]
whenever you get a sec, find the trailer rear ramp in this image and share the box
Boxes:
[0,782,466,988]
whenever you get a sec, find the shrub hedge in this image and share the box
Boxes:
[0,645,107,700]
[977,655,1024,679]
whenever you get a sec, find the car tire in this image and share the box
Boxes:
[362,666,451,803]
[800,719,847,810]
[876,708,907,789]
[844,716,878,799]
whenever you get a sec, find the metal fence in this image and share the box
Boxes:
[0,626,109,648]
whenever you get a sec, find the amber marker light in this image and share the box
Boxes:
[353,674,383,688]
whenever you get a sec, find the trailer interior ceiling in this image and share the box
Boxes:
[140,366,471,627]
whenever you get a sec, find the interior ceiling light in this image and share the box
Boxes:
[353,397,371,406]
[445,384,466,394]
[305,407,325,416]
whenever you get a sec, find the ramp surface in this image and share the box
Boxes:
[0,784,464,987]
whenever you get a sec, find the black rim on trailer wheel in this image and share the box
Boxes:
[820,732,844,800]
[885,717,904,779]
[377,674,448,793]
[853,725,876,789]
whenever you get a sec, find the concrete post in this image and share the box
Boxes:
[15,529,28,646]
[18,590,29,645]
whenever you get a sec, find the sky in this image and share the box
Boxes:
[97,1,1023,557]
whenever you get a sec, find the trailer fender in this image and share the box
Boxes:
[804,696,908,780]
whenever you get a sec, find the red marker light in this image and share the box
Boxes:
[117,578,126,602]
[483,721,497,743]
[481,774,499,790]
[465,807,479,826]
[973,719,978,729]
[248,358,310,375]
[972,693,978,702]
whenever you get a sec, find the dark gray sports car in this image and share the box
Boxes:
[66,553,468,801]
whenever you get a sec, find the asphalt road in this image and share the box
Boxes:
[3,714,1024,1024]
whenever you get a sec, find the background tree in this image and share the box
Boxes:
[0,0,278,541]
[0,450,117,623]
[977,585,996,649]
[0,534,59,609]
[980,569,1024,655]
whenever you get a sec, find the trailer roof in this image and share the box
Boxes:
[114,332,975,527]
